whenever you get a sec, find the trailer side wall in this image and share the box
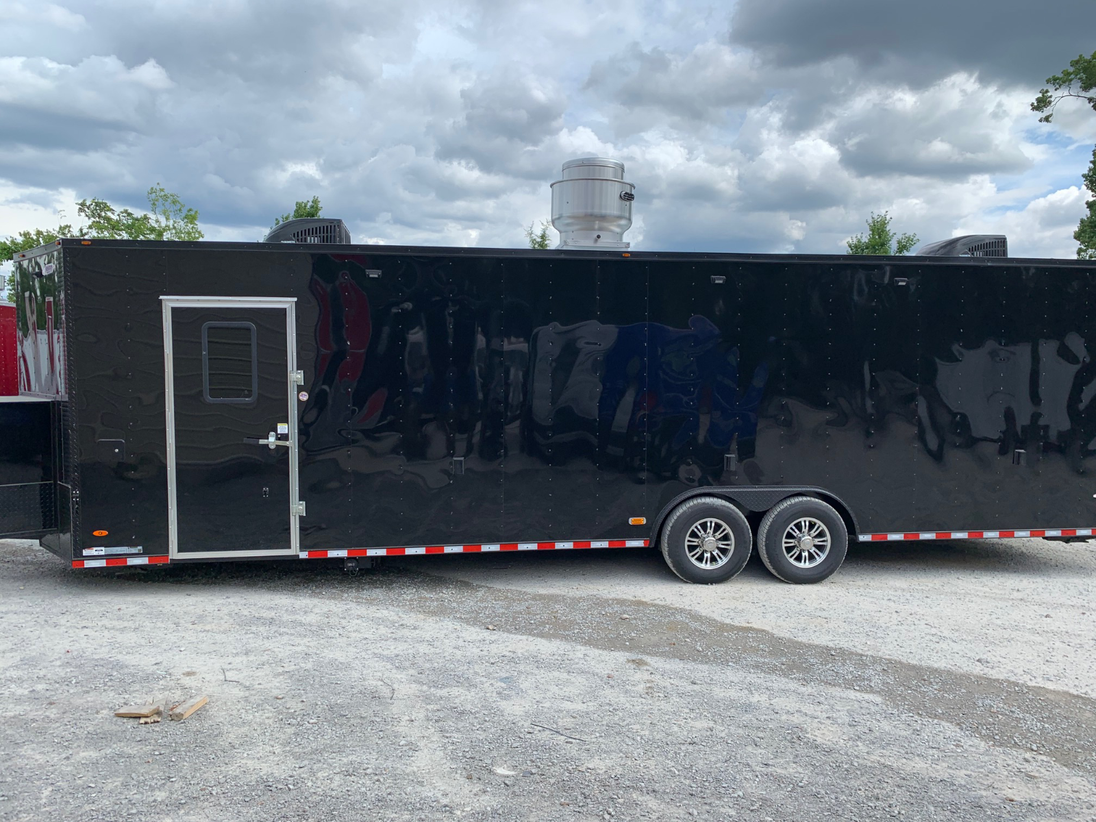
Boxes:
[59,242,1096,561]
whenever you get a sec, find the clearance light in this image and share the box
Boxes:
[629,517,646,526]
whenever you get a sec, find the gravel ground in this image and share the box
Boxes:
[1,537,1095,821]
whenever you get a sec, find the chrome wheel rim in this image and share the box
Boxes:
[782,517,831,568]
[684,518,735,569]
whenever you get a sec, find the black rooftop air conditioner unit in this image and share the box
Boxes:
[264,218,352,245]
[916,235,1008,258]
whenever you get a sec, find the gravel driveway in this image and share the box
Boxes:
[1,537,1094,821]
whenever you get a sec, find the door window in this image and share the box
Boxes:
[202,321,257,404]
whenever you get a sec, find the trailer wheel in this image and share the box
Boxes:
[660,496,752,584]
[756,496,847,584]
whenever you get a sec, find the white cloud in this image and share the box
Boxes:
[0,0,1091,262]
[0,2,86,31]
[0,55,172,134]
[958,186,1090,259]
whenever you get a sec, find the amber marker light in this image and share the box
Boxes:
[622,252,631,257]
[629,517,646,526]
[81,240,92,245]
[92,530,108,537]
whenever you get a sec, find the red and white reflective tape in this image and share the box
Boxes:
[72,556,171,568]
[70,540,651,567]
[302,539,649,560]
[857,528,1094,543]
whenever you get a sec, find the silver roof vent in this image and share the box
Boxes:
[916,234,1008,257]
[551,157,634,250]
[264,217,352,244]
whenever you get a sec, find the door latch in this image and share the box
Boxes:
[243,433,292,449]
[291,370,304,385]
[294,501,307,517]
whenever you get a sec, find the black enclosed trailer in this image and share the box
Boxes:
[2,237,1095,583]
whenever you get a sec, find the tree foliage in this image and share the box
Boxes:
[1031,51,1096,123]
[845,212,918,256]
[1077,147,1096,260]
[2,185,202,296]
[525,220,552,249]
[145,184,204,241]
[1032,51,1096,260]
[273,196,323,228]
[76,185,202,241]
[0,225,73,269]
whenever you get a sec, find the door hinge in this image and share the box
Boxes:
[294,501,307,517]
[291,370,304,385]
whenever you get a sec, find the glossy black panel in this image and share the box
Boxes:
[69,246,170,555]
[52,240,1096,560]
[0,399,56,537]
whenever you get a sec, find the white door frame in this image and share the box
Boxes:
[161,296,300,559]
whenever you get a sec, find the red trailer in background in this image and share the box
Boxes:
[0,303,17,396]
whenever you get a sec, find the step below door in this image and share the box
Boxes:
[163,297,300,559]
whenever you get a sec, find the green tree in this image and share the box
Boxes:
[1,224,74,297]
[146,183,204,241]
[273,196,323,228]
[846,211,918,256]
[1077,148,1096,259]
[75,184,204,241]
[1032,51,1096,260]
[2,185,202,296]
[525,220,551,249]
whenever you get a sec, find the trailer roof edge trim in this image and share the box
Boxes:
[53,237,1096,268]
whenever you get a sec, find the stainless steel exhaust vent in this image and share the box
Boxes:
[551,158,634,250]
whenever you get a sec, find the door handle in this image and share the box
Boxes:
[243,432,292,450]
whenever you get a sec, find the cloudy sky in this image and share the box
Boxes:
[1,0,1095,260]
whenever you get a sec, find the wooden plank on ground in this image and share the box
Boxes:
[114,703,161,718]
[169,695,208,721]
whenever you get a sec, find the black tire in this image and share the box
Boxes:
[660,496,753,584]
[756,496,848,584]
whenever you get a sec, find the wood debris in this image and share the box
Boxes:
[169,694,208,721]
[114,703,161,718]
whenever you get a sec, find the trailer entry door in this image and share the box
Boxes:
[162,297,300,559]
